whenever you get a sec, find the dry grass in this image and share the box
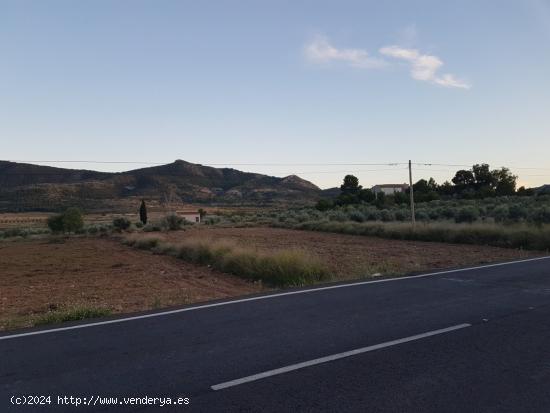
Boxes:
[153,227,541,279]
[124,236,330,287]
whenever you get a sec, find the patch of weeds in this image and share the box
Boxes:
[33,306,112,327]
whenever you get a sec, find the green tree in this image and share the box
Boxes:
[438,181,455,196]
[315,199,333,211]
[358,188,375,203]
[393,191,409,205]
[48,208,84,233]
[452,170,475,188]
[492,167,517,196]
[413,179,430,193]
[62,207,84,232]
[139,200,148,225]
[472,163,497,190]
[340,175,362,195]
[427,177,438,191]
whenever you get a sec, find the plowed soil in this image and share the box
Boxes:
[0,237,264,330]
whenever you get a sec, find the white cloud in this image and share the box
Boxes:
[433,74,471,89]
[304,35,470,89]
[304,36,386,69]
[379,45,470,89]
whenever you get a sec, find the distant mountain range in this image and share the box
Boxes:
[0,160,327,212]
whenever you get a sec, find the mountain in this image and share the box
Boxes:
[0,160,322,212]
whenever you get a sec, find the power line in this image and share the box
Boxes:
[5,160,407,167]
[5,159,550,170]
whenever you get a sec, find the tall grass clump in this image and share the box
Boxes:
[176,241,330,287]
[33,306,111,327]
[123,234,162,250]
[125,237,330,287]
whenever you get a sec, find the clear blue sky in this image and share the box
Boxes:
[2,0,549,188]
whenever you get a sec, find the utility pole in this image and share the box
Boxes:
[409,160,416,227]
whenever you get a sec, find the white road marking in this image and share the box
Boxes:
[211,323,472,390]
[0,255,548,341]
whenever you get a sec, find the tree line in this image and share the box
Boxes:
[317,163,530,210]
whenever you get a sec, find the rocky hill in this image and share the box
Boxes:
[0,160,323,211]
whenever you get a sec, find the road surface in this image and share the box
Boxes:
[1,256,550,412]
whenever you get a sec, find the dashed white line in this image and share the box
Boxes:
[211,323,472,390]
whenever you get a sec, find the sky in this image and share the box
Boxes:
[1,0,550,189]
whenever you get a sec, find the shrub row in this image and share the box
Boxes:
[283,220,550,251]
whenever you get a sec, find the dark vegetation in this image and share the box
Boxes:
[112,217,132,231]
[47,207,84,233]
[318,164,525,211]
[139,200,148,225]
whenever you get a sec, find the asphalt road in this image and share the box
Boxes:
[2,256,550,412]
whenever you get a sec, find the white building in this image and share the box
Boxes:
[176,210,201,223]
[371,183,409,196]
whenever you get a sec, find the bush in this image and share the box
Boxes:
[47,215,65,233]
[348,210,365,223]
[394,209,408,221]
[531,207,550,225]
[316,199,334,211]
[162,214,184,230]
[492,205,509,223]
[380,209,395,222]
[1,227,29,238]
[124,235,162,250]
[113,217,131,231]
[204,217,222,225]
[47,208,84,233]
[415,210,430,221]
[87,226,99,235]
[328,210,348,222]
[366,210,381,221]
[63,208,84,232]
[455,207,479,223]
[508,205,527,222]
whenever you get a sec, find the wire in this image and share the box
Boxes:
[5,160,407,167]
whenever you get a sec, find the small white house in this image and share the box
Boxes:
[371,183,409,196]
[176,210,201,223]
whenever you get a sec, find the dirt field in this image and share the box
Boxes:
[1,226,541,331]
[0,237,264,330]
[155,227,540,278]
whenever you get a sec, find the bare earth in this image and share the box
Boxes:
[0,227,540,330]
[0,237,264,330]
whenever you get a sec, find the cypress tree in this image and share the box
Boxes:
[139,200,147,225]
